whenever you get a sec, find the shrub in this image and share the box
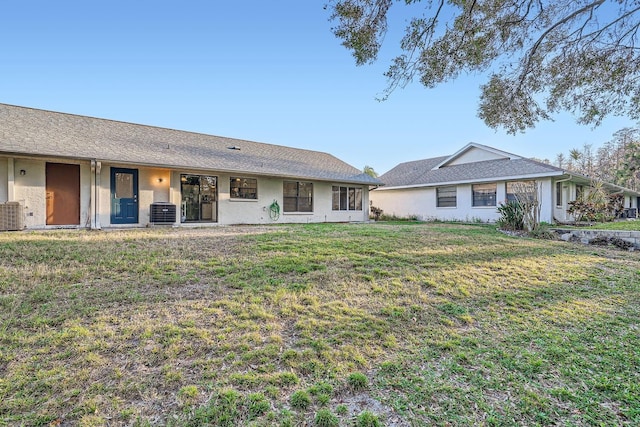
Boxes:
[568,199,603,222]
[316,393,330,406]
[314,409,339,427]
[528,223,556,240]
[588,236,635,250]
[589,236,610,246]
[568,181,621,223]
[308,381,333,396]
[347,372,368,390]
[608,193,625,218]
[290,390,311,410]
[272,372,299,386]
[178,385,199,406]
[247,393,270,419]
[356,411,382,427]
[497,200,524,230]
[335,404,348,415]
[190,389,240,427]
[370,206,383,221]
[610,237,634,250]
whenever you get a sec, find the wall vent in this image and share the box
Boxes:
[150,202,176,224]
[0,202,25,231]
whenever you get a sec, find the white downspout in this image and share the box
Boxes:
[90,160,96,229]
[94,161,102,229]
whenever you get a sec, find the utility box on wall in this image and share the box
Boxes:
[0,202,25,231]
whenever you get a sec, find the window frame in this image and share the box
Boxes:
[506,181,535,203]
[283,181,314,213]
[332,186,363,211]
[556,182,563,207]
[436,186,457,208]
[472,183,497,207]
[230,177,258,200]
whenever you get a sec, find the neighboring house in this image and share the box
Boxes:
[0,103,381,230]
[371,143,640,223]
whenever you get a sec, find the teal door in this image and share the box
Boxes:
[111,168,139,224]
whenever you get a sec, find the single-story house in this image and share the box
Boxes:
[0,103,381,230]
[371,143,640,223]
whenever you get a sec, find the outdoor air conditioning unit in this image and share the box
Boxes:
[0,202,25,231]
[150,202,176,224]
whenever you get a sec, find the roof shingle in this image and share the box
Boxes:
[379,154,563,187]
[0,104,381,185]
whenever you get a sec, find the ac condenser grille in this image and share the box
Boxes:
[150,202,176,224]
[0,202,24,231]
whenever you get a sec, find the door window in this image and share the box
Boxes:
[115,173,133,199]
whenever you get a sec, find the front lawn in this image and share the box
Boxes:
[0,223,638,426]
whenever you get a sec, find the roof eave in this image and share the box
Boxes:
[375,171,565,191]
[0,149,378,186]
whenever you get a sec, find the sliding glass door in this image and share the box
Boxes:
[180,174,217,222]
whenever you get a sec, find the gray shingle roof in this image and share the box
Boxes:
[380,155,564,188]
[0,103,381,185]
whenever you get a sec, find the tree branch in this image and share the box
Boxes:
[514,0,606,98]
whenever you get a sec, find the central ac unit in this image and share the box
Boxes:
[150,202,176,224]
[0,202,25,231]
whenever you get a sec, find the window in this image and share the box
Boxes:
[506,181,535,203]
[556,182,563,207]
[230,177,257,199]
[283,181,313,212]
[332,186,363,210]
[436,186,457,207]
[472,183,497,207]
[114,172,133,199]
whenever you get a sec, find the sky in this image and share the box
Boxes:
[0,1,636,175]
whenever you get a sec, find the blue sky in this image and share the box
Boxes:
[1,1,636,174]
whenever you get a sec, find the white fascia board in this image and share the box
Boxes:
[375,171,564,191]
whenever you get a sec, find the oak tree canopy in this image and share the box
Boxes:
[327,0,640,133]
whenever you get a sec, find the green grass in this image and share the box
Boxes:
[1,223,639,426]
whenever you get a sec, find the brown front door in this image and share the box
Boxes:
[46,163,80,225]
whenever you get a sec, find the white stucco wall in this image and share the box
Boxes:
[98,164,172,227]
[12,159,45,229]
[371,178,555,223]
[537,179,554,223]
[212,175,370,225]
[370,187,433,220]
[220,178,368,225]
[98,166,370,227]
[4,157,91,229]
